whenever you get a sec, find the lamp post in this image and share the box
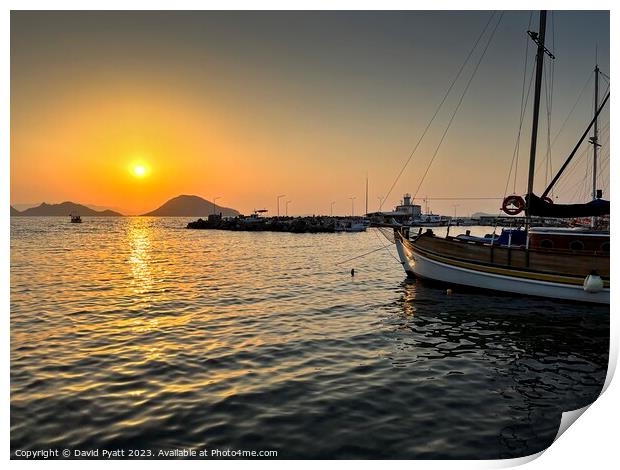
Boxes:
[349,197,356,217]
[212,196,221,215]
[452,204,459,219]
[285,200,291,217]
[276,194,286,217]
[330,201,336,217]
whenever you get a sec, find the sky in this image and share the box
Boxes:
[10,10,610,216]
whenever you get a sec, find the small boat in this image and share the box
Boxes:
[335,218,368,232]
[412,213,451,227]
[392,11,609,304]
[70,214,82,223]
[239,209,268,225]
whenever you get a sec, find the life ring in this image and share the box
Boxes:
[502,195,525,215]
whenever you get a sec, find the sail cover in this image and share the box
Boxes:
[527,194,610,217]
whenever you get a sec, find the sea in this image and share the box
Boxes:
[10,217,609,459]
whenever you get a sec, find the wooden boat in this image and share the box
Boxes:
[395,227,609,304]
[394,11,609,304]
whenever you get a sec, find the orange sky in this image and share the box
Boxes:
[11,11,610,216]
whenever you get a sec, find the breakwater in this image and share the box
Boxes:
[187,215,343,233]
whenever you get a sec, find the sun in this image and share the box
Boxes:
[133,165,147,178]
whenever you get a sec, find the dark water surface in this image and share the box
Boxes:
[10,217,609,459]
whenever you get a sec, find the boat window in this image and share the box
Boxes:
[540,239,553,249]
[601,242,610,252]
[569,240,584,251]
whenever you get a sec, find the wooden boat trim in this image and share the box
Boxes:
[404,236,610,287]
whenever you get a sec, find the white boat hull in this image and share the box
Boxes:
[395,238,609,304]
[395,236,415,276]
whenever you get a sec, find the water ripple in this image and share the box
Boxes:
[11,217,608,458]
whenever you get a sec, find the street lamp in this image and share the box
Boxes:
[212,196,221,215]
[349,197,356,217]
[276,194,286,217]
[285,200,291,217]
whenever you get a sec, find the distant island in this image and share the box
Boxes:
[10,195,241,217]
[142,195,240,217]
[11,202,123,217]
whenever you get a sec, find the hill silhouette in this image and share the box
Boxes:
[10,206,20,216]
[142,195,239,217]
[15,202,123,216]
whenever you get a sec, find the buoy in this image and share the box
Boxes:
[446,288,452,295]
[583,272,604,293]
[351,268,355,276]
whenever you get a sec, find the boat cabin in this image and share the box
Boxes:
[528,227,610,253]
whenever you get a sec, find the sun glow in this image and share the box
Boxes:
[133,165,147,178]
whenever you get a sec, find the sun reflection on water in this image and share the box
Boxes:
[128,219,154,297]
[402,280,417,317]
[10,218,609,457]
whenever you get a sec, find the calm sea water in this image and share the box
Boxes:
[11,217,609,459]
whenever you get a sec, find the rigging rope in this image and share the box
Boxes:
[547,12,556,193]
[512,69,535,194]
[412,12,505,203]
[550,71,593,149]
[598,147,610,196]
[371,227,402,262]
[334,244,392,266]
[412,197,502,200]
[543,12,555,194]
[543,62,553,190]
[510,11,534,195]
[537,77,610,199]
[554,146,590,198]
[554,118,609,197]
[533,70,594,180]
[503,54,535,199]
[379,11,498,211]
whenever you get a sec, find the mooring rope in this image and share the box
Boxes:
[334,245,390,266]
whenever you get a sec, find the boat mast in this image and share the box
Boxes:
[365,173,369,216]
[591,63,600,200]
[590,62,600,227]
[525,10,548,223]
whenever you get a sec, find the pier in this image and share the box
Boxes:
[187,214,368,233]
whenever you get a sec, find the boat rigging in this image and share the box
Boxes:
[388,10,609,304]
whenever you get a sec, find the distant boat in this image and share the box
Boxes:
[335,218,368,232]
[392,11,609,304]
[368,193,450,226]
[70,214,82,223]
[368,193,422,224]
[413,213,451,227]
[238,209,268,224]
